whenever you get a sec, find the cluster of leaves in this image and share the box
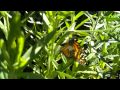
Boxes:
[0,11,119,79]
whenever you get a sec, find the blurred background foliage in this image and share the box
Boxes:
[0,11,120,79]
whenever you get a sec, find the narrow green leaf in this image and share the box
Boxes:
[75,18,90,30]
[102,43,108,55]
[73,11,84,21]
[77,71,97,75]
[65,21,70,29]
[57,71,74,79]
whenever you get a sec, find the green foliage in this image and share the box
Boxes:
[0,11,119,79]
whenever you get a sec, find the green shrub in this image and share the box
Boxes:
[0,11,119,79]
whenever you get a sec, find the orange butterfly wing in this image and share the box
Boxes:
[60,42,72,58]
[72,40,86,64]
[60,39,86,65]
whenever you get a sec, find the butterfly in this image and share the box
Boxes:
[60,38,86,65]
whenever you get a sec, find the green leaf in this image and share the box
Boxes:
[52,60,58,69]
[102,42,108,55]
[13,31,25,69]
[73,11,84,21]
[86,53,96,60]
[0,39,10,64]
[77,70,97,75]
[75,17,90,30]
[104,55,119,60]
[65,21,70,29]
[0,71,8,79]
[57,71,74,79]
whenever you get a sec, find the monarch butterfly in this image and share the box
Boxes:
[60,38,86,65]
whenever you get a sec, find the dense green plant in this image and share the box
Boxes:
[0,11,119,79]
